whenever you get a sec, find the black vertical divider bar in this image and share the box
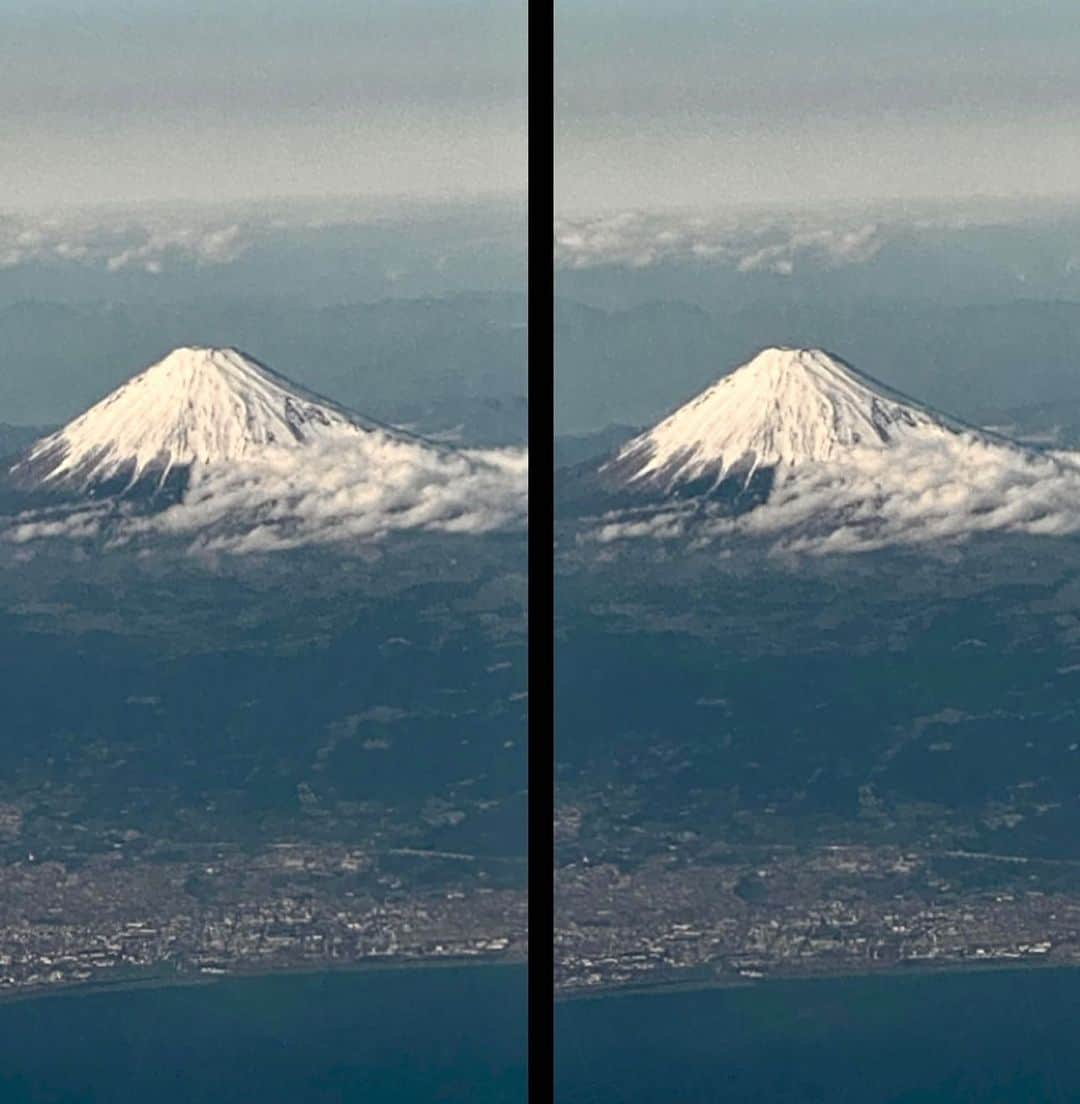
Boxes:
[527,0,555,1099]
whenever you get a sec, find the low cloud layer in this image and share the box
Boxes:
[555,209,889,273]
[553,203,1063,274]
[0,209,253,274]
[0,197,524,278]
[4,441,527,556]
[588,436,1080,555]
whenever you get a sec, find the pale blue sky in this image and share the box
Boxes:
[0,0,526,209]
[557,0,1080,213]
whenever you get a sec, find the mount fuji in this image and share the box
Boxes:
[4,347,527,553]
[11,346,417,498]
[568,347,1080,553]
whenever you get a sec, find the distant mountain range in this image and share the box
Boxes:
[555,297,1080,438]
[0,423,51,461]
[0,293,527,432]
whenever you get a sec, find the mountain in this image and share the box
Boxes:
[601,347,969,496]
[564,346,1080,552]
[3,347,527,553]
[10,346,401,499]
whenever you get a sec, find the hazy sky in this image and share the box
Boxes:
[0,0,526,210]
[557,0,1080,213]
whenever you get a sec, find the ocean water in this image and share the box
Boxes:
[557,967,1080,1103]
[0,965,526,1103]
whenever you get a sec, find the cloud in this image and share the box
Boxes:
[103,224,245,274]
[5,505,107,544]
[586,436,1080,555]
[734,223,883,274]
[553,200,1066,274]
[0,209,253,274]
[554,209,890,273]
[589,508,692,544]
[3,439,528,556]
[0,196,524,277]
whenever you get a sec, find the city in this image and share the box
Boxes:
[0,840,526,998]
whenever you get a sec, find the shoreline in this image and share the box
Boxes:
[0,953,527,1010]
[556,954,1080,1005]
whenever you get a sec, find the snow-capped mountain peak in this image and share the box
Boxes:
[12,346,381,493]
[604,347,960,493]
[4,346,528,553]
[581,345,1080,554]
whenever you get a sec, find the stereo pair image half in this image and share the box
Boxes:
[8,313,1080,1102]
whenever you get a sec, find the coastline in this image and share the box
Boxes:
[556,954,1080,1005]
[0,952,527,1010]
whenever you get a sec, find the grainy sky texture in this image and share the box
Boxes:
[0,0,526,209]
[557,0,1080,213]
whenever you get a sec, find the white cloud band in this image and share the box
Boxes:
[4,442,528,556]
[587,437,1080,555]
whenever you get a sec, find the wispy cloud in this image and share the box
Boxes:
[5,505,108,545]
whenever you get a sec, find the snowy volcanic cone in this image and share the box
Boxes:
[603,347,968,495]
[5,347,527,552]
[11,346,403,496]
[579,347,1080,552]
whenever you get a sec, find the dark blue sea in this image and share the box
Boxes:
[557,967,1080,1103]
[0,964,526,1103]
